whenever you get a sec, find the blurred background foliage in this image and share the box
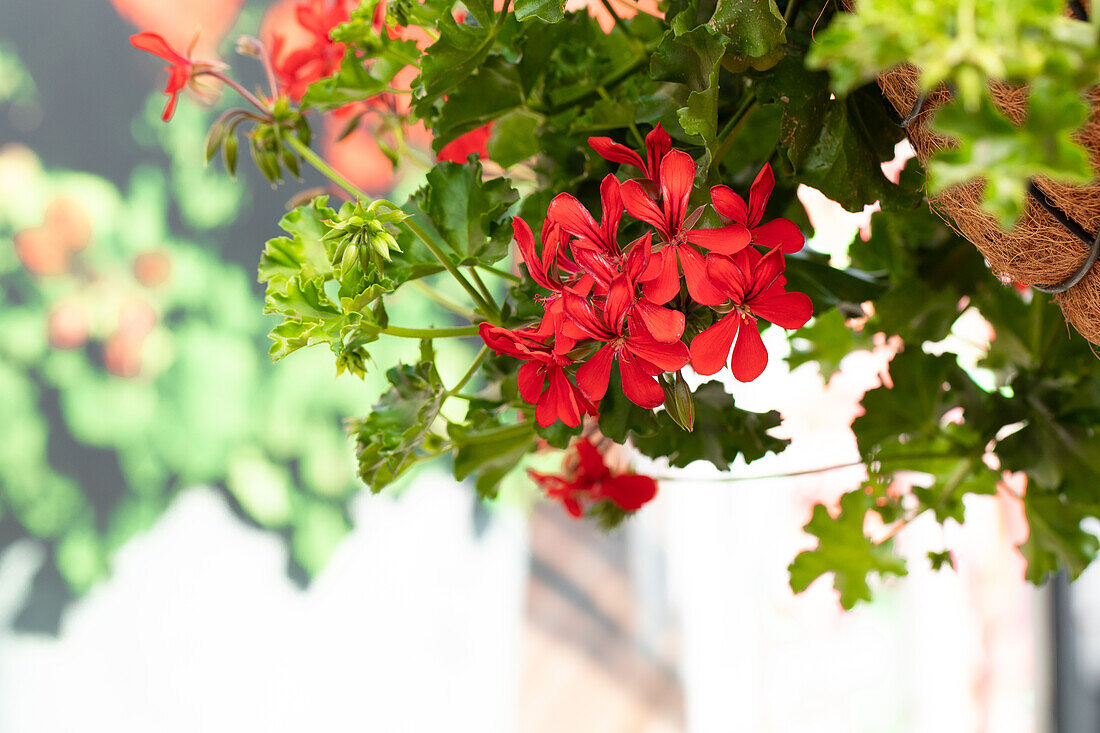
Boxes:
[0,11,447,624]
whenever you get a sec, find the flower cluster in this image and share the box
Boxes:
[528,438,658,518]
[480,125,814,427]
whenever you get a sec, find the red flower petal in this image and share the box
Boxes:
[644,124,672,182]
[747,163,775,228]
[576,344,616,402]
[750,291,814,329]
[513,217,555,291]
[684,224,751,255]
[752,217,804,253]
[588,136,647,173]
[599,174,623,251]
[710,184,748,225]
[601,473,658,512]
[658,150,694,235]
[730,319,768,382]
[689,312,740,376]
[573,438,610,482]
[618,354,666,408]
[548,192,606,249]
[517,361,546,405]
[630,299,685,343]
[640,246,680,305]
[563,291,614,340]
[604,277,633,332]
[130,32,189,64]
[621,179,669,239]
[538,368,582,427]
[625,333,689,372]
[705,253,747,303]
[678,245,727,306]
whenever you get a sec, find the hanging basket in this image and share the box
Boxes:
[876,63,1100,345]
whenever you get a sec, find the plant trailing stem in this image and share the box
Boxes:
[411,280,480,321]
[382,325,481,338]
[199,71,272,119]
[714,91,758,165]
[447,345,489,396]
[286,135,365,202]
[478,264,521,283]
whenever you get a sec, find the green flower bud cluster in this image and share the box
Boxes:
[323,201,408,277]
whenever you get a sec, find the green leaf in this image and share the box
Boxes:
[750,49,831,171]
[414,158,519,265]
[795,87,911,212]
[432,57,525,152]
[789,489,908,609]
[514,0,565,24]
[1018,494,1100,583]
[258,197,337,293]
[487,108,544,167]
[449,420,538,498]
[350,341,449,492]
[414,3,506,112]
[783,250,887,316]
[710,0,786,72]
[632,381,789,469]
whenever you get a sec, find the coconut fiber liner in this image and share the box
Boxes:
[876,62,1100,345]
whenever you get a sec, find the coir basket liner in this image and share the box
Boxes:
[877,63,1100,345]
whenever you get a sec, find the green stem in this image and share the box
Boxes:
[598,0,636,39]
[286,136,366,201]
[447,345,489,397]
[468,268,498,311]
[411,280,480,321]
[783,0,802,24]
[477,264,521,284]
[597,85,645,147]
[383,325,481,338]
[713,91,758,165]
[400,217,501,323]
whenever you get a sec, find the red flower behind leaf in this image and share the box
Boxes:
[709,163,805,253]
[437,123,494,163]
[689,248,813,381]
[529,438,657,518]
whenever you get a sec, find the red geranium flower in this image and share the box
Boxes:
[689,248,813,381]
[479,324,597,428]
[529,438,658,518]
[619,150,751,305]
[437,123,494,163]
[562,289,689,408]
[588,123,671,186]
[130,31,219,121]
[709,163,805,253]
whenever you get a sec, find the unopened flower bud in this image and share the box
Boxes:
[235,36,264,59]
[661,371,695,432]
